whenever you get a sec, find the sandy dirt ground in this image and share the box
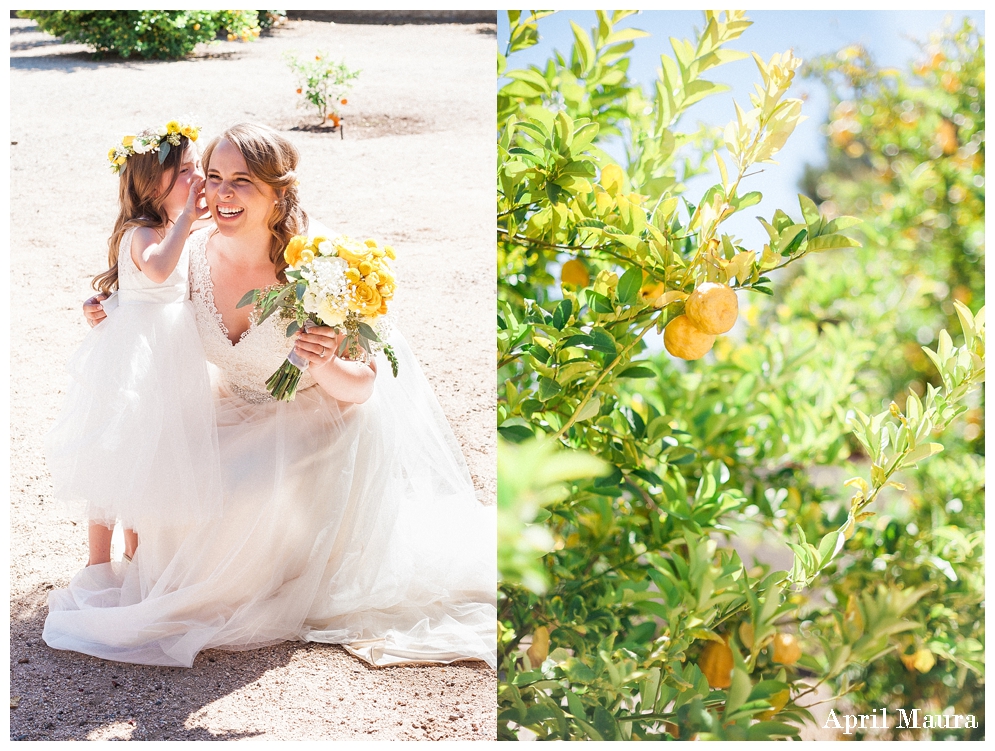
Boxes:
[8,18,497,741]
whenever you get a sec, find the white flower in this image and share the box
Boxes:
[133,140,149,154]
[317,240,333,256]
[318,298,346,326]
[158,125,168,136]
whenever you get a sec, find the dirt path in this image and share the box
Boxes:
[9,18,496,741]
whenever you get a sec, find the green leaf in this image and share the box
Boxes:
[498,424,535,443]
[617,267,643,305]
[538,376,562,401]
[592,706,619,741]
[798,193,820,225]
[157,141,170,164]
[236,288,258,308]
[589,327,617,355]
[357,321,381,342]
[806,233,861,252]
[286,320,300,337]
[618,365,655,378]
[905,442,944,465]
[552,298,573,329]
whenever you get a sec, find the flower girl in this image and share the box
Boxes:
[44,120,222,566]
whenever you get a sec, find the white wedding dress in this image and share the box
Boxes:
[43,227,497,669]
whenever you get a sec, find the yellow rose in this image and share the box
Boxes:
[188,129,198,142]
[311,235,328,248]
[377,300,389,316]
[166,120,180,134]
[335,237,369,264]
[283,235,308,267]
[378,280,396,300]
[180,126,194,139]
[122,135,135,148]
[353,282,382,317]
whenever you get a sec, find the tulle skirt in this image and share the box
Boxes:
[43,300,222,531]
[43,333,497,669]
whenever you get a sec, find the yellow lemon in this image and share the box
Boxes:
[772,633,802,666]
[901,649,935,673]
[664,315,715,360]
[561,259,590,287]
[685,282,739,335]
[698,639,734,689]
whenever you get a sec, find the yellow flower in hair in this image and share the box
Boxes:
[283,235,308,267]
[180,125,194,139]
[122,135,135,148]
[108,148,117,160]
[166,120,180,134]
[115,155,128,166]
[188,129,199,142]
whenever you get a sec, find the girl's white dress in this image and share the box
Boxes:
[43,227,497,669]
[43,226,222,531]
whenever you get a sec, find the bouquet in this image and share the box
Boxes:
[238,234,399,401]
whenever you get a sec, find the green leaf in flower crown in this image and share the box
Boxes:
[157,141,170,164]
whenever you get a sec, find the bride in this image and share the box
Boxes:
[43,122,496,669]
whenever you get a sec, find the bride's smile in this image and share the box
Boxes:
[205,138,278,236]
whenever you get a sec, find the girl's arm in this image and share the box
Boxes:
[293,326,377,404]
[131,177,205,283]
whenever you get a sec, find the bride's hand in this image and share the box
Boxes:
[293,325,346,368]
[83,294,108,328]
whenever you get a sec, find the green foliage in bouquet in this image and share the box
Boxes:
[496,11,985,741]
[20,10,261,60]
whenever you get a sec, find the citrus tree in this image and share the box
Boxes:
[497,11,984,740]
[779,19,986,738]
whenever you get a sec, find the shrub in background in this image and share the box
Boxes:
[285,51,360,126]
[19,10,261,60]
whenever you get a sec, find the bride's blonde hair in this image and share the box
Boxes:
[202,123,308,282]
[93,138,190,294]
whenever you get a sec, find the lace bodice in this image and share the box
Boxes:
[116,226,188,304]
[187,228,316,403]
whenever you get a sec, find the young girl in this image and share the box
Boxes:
[44,120,222,566]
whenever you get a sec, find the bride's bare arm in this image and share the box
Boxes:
[294,326,377,404]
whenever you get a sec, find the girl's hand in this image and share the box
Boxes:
[83,294,108,328]
[293,325,347,368]
[183,176,206,218]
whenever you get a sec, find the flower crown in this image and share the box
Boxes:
[108,119,201,174]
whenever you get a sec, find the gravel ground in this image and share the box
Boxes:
[9,18,497,741]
